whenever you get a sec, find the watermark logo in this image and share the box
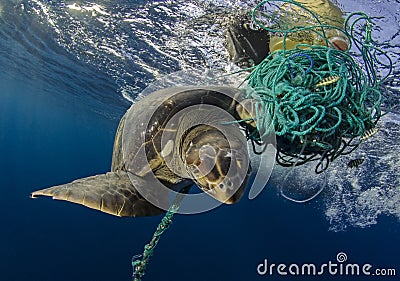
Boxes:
[257,252,396,277]
[336,252,347,263]
[121,70,276,214]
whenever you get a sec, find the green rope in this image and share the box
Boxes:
[131,187,190,281]
[242,0,393,172]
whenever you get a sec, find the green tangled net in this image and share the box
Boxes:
[243,0,393,173]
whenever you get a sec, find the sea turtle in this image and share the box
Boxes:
[31,86,257,217]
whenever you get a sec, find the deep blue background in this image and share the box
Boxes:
[0,1,399,280]
[1,76,399,281]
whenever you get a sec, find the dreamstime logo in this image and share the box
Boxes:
[257,252,397,277]
[336,252,347,263]
[121,70,276,214]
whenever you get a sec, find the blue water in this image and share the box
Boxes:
[1,1,399,281]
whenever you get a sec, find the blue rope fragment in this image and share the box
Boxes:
[287,53,314,78]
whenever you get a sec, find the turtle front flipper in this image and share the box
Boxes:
[31,171,165,217]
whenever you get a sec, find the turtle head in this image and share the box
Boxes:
[183,125,250,204]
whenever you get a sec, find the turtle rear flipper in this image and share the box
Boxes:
[31,171,165,217]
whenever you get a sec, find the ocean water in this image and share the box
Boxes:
[0,1,399,281]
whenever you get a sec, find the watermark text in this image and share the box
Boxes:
[257,252,396,277]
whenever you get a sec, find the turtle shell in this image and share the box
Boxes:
[112,86,246,184]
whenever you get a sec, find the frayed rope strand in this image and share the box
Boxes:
[132,186,191,281]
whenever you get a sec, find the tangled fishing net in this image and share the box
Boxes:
[243,0,393,173]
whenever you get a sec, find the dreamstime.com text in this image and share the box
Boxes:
[257,252,396,277]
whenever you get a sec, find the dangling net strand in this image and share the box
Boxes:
[131,186,191,281]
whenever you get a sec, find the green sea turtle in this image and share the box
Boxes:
[31,86,257,217]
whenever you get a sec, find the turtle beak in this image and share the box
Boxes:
[186,142,251,204]
[194,173,250,204]
[220,171,248,204]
